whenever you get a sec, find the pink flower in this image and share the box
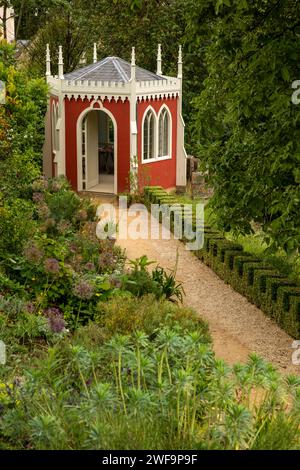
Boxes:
[44,258,60,275]
[77,209,88,222]
[32,192,44,203]
[44,307,66,333]
[73,278,94,299]
[24,244,43,263]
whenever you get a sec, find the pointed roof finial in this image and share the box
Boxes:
[46,43,51,77]
[177,45,182,79]
[131,47,136,80]
[58,45,64,79]
[79,51,86,65]
[156,43,162,76]
[93,43,97,63]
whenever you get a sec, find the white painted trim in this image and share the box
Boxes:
[141,155,172,165]
[51,101,56,151]
[141,103,172,165]
[76,102,118,194]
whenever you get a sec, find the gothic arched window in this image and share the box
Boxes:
[158,107,170,158]
[143,108,156,161]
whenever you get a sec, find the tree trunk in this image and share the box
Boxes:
[15,0,25,41]
[2,4,7,40]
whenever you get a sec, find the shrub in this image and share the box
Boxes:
[1,330,299,450]
[96,294,210,340]
[121,255,184,302]
[0,199,36,259]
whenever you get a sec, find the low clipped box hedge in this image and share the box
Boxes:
[289,296,300,338]
[262,277,297,318]
[142,186,300,338]
[240,263,276,304]
[274,286,300,336]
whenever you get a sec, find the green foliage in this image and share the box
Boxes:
[96,294,210,340]
[0,198,36,258]
[0,326,299,450]
[121,255,184,303]
[143,186,300,337]
[0,41,48,201]
[188,0,300,253]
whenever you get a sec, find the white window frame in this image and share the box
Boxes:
[141,104,172,164]
[51,102,56,153]
[142,106,156,163]
[55,104,60,152]
[158,104,172,159]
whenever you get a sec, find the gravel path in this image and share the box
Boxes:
[94,196,299,374]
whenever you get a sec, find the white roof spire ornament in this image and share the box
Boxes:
[93,43,97,63]
[131,47,136,80]
[156,43,162,76]
[177,45,182,79]
[58,45,64,79]
[46,44,51,77]
[79,51,86,65]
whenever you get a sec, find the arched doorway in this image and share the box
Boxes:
[77,108,117,193]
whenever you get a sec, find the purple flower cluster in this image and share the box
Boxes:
[57,220,72,234]
[37,202,51,219]
[32,177,49,192]
[77,209,88,222]
[50,180,63,192]
[68,241,78,254]
[98,252,115,271]
[32,192,44,203]
[26,302,35,313]
[109,275,122,289]
[24,244,43,263]
[73,278,94,299]
[43,218,56,231]
[44,258,60,275]
[44,307,66,333]
[84,262,96,272]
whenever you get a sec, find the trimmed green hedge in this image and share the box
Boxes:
[143,186,300,338]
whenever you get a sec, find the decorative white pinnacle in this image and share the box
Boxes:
[93,43,97,63]
[156,43,162,76]
[131,47,136,80]
[58,45,64,79]
[46,44,51,77]
[177,45,182,79]
[79,51,86,65]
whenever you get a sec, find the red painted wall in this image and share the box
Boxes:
[64,97,130,192]
[137,97,177,190]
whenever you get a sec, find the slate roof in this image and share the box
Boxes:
[64,57,163,82]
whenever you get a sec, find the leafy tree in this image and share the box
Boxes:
[0,1,14,41]
[0,41,48,199]
[189,0,300,253]
[11,0,66,40]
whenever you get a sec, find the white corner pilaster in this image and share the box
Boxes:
[130,47,138,192]
[176,45,187,188]
[57,95,66,177]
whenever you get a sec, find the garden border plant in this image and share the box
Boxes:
[142,186,300,338]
